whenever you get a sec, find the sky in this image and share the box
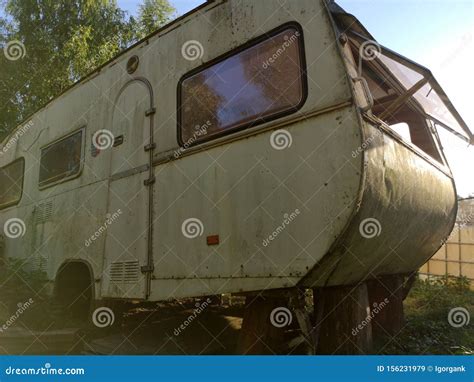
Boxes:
[117,0,474,196]
[337,0,474,197]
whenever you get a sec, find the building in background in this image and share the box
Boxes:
[420,197,474,288]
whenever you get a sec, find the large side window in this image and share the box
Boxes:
[0,158,25,209]
[178,23,307,145]
[39,129,84,188]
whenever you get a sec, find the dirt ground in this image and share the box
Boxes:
[0,279,472,355]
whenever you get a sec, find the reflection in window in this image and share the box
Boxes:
[179,25,305,144]
[39,130,83,187]
[0,158,24,209]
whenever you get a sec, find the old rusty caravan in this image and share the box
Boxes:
[1,0,472,352]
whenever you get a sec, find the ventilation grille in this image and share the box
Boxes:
[35,201,53,224]
[109,261,140,284]
[26,253,48,273]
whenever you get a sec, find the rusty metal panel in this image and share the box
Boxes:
[302,121,457,287]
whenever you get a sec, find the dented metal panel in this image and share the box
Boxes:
[301,120,457,287]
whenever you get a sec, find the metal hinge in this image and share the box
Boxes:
[144,143,156,152]
[141,265,154,273]
[145,107,156,117]
[143,177,156,186]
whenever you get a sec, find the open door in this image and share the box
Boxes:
[101,78,155,299]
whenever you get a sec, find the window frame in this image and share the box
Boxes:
[348,31,472,144]
[0,157,25,210]
[38,127,86,190]
[176,21,308,147]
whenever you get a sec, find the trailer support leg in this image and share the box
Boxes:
[366,275,405,341]
[313,282,372,354]
[237,295,288,354]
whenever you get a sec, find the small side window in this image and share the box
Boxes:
[178,23,307,146]
[39,129,84,188]
[0,158,25,209]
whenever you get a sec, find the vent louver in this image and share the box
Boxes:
[35,201,53,224]
[109,260,140,284]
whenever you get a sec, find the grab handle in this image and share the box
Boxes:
[353,76,374,113]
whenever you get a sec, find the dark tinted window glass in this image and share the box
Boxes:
[0,158,24,208]
[179,25,305,144]
[39,130,83,187]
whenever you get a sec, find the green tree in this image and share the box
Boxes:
[137,0,175,39]
[0,0,174,141]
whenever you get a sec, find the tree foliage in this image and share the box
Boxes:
[0,0,175,140]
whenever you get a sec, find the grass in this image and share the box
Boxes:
[381,276,474,355]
